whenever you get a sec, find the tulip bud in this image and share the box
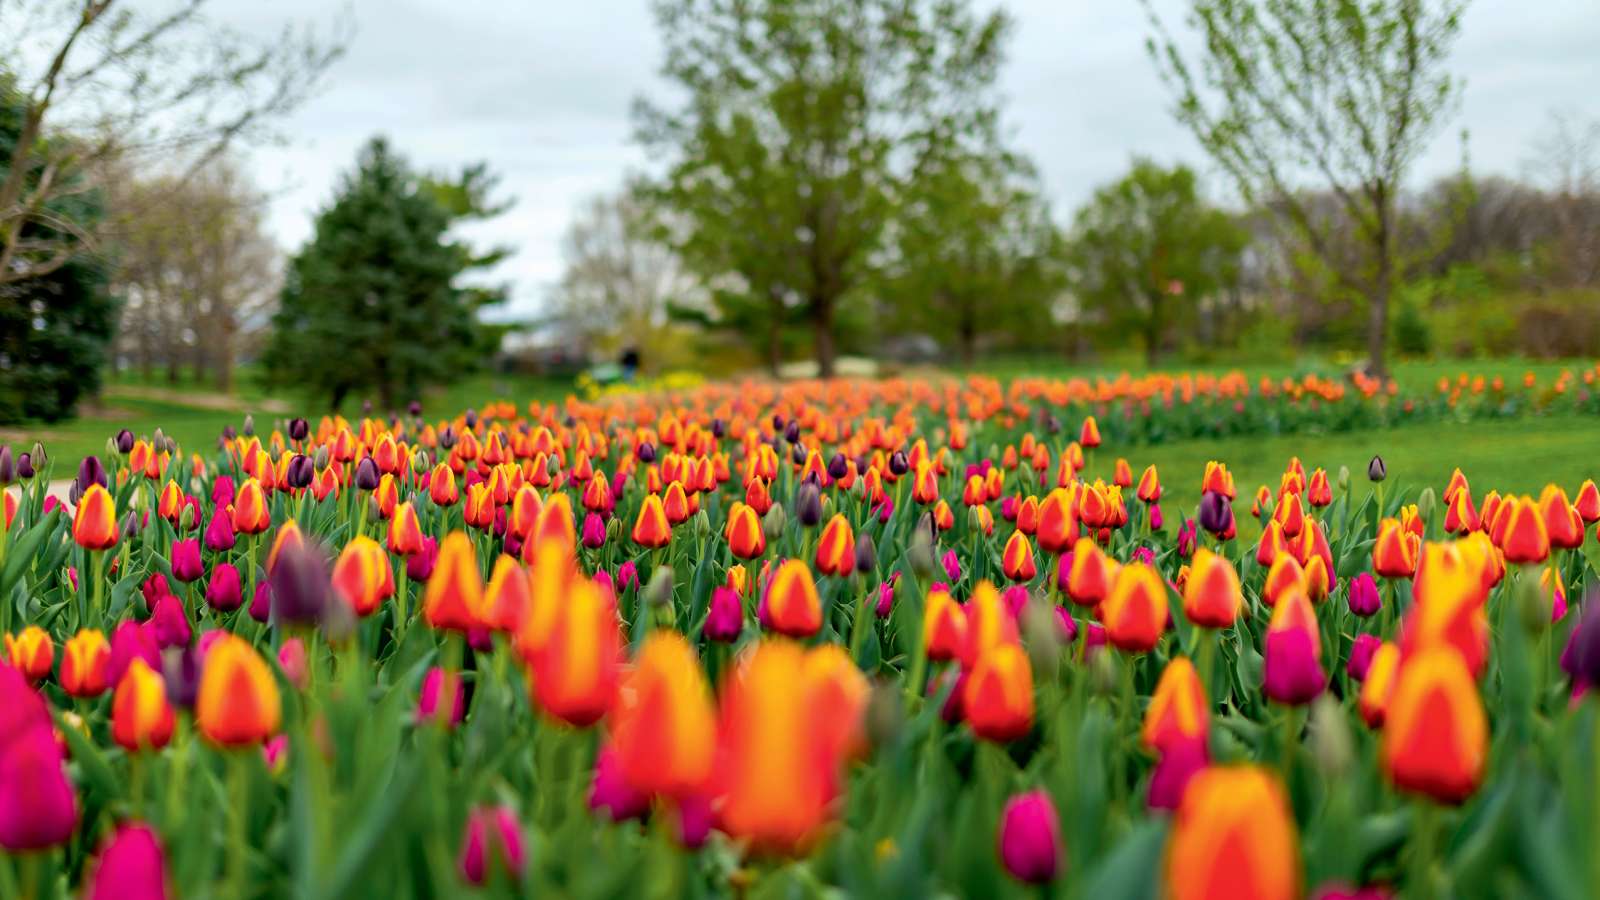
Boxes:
[113,428,136,455]
[907,525,935,577]
[854,533,877,573]
[889,450,909,476]
[1416,487,1436,524]
[864,679,904,749]
[1307,694,1351,776]
[762,502,786,542]
[76,455,108,492]
[0,446,12,485]
[354,457,380,491]
[795,482,822,527]
[29,441,46,470]
[367,494,382,523]
[458,805,526,887]
[312,445,330,470]
[163,644,203,709]
[288,417,310,442]
[997,790,1062,884]
[1337,465,1350,491]
[104,436,120,459]
[16,451,33,480]
[692,508,711,540]
[703,585,743,641]
[241,415,255,437]
[645,565,675,608]
[1517,569,1552,634]
[1021,599,1063,674]
[1089,646,1118,695]
[1197,490,1232,537]
[1367,455,1386,482]
[268,539,332,626]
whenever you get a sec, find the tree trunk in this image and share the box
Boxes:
[1367,216,1393,377]
[811,297,835,379]
[766,289,784,377]
[1144,292,1163,368]
[958,297,977,365]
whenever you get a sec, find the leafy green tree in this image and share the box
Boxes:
[264,138,510,412]
[636,0,1012,376]
[0,82,115,423]
[890,151,1063,363]
[1143,0,1466,375]
[1066,160,1247,365]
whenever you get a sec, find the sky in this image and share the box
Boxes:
[197,0,1599,321]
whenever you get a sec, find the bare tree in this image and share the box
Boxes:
[1143,0,1466,376]
[0,0,345,287]
[1524,110,1600,287]
[549,188,702,370]
[105,155,279,391]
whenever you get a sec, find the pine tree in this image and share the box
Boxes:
[265,137,506,412]
[0,84,116,424]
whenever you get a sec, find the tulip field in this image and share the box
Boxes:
[4,369,1600,899]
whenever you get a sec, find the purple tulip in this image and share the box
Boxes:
[675,792,714,849]
[1147,737,1209,811]
[204,511,236,552]
[1264,627,1326,705]
[581,512,607,549]
[417,667,465,728]
[996,789,1062,884]
[703,586,743,642]
[85,821,169,900]
[76,455,108,492]
[589,745,649,823]
[1346,572,1381,617]
[1001,494,1019,521]
[1347,633,1383,682]
[1563,590,1600,686]
[108,620,162,687]
[616,560,639,591]
[458,805,525,886]
[268,539,331,626]
[1177,519,1198,557]
[163,644,202,709]
[1198,491,1233,537]
[406,536,439,582]
[205,563,243,612]
[1002,585,1029,617]
[170,538,203,583]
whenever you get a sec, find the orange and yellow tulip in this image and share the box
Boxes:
[609,631,716,798]
[815,514,855,577]
[1182,548,1241,628]
[528,576,621,727]
[762,559,823,638]
[197,633,282,746]
[632,494,673,549]
[1164,766,1299,900]
[111,658,175,752]
[72,484,119,550]
[963,642,1034,742]
[422,531,485,633]
[331,535,395,617]
[60,629,110,698]
[1142,656,1207,753]
[1380,646,1487,804]
[1102,563,1167,653]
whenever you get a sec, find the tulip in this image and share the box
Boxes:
[610,631,717,797]
[1539,485,1584,549]
[1380,646,1487,803]
[196,633,281,746]
[1065,537,1112,606]
[331,535,394,617]
[84,822,171,900]
[1347,572,1381,617]
[62,628,111,697]
[632,493,672,548]
[704,585,743,642]
[1357,641,1400,728]
[1197,490,1233,537]
[581,511,607,548]
[406,535,439,582]
[387,501,424,555]
[458,805,526,887]
[528,577,620,726]
[1346,633,1383,682]
[815,513,855,576]
[112,658,176,751]
[760,559,823,638]
[417,666,466,728]
[1263,588,1324,705]
[922,588,968,661]
[589,744,651,823]
[1367,455,1386,482]
[1182,548,1241,628]
[73,482,119,549]
[1142,656,1208,753]
[108,620,162,688]
[5,624,53,680]
[1164,766,1299,900]
[997,789,1062,884]
[1147,735,1209,811]
[1575,479,1600,523]
[1002,530,1037,582]
[423,531,486,633]
[232,478,271,534]
[204,510,236,552]
[713,640,851,854]
[164,643,202,710]
[267,537,331,626]
[147,594,191,648]
[1498,495,1549,563]
[964,642,1035,742]
[1102,563,1168,653]
[1371,518,1418,578]
[0,723,79,852]
[1036,489,1077,553]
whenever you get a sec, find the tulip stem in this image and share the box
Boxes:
[1409,800,1442,900]
[89,549,106,627]
[1196,629,1217,707]
[228,752,251,899]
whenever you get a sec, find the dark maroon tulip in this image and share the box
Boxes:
[268,539,332,626]
[249,582,272,623]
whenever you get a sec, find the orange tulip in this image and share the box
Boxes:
[1142,656,1207,752]
[1357,641,1400,728]
[516,541,579,661]
[1380,647,1487,804]
[815,514,855,576]
[112,658,175,752]
[482,554,531,633]
[1102,562,1167,653]
[609,631,716,797]
[1182,548,1241,628]
[713,640,853,854]
[923,588,968,661]
[632,494,673,549]
[962,581,1020,667]
[528,576,621,727]
[726,502,765,559]
[1498,495,1549,563]
[73,484,119,550]
[60,628,110,697]
[5,625,53,680]
[762,559,823,638]
[428,463,459,507]
[197,633,282,746]
[963,642,1035,742]
[1113,457,1132,487]
[1136,465,1161,503]
[386,501,424,556]
[1164,766,1300,900]
[1200,460,1236,499]
[1255,519,1287,567]
[1064,537,1112,607]
[422,531,485,633]
[1079,416,1101,449]
[1001,530,1037,582]
[912,461,939,504]
[1372,518,1418,578]
[662,481,692,525]
[1575,479,1600,523]
[1539,485,1584,550]
[266,520,305,575]
[232,478,271,535]
[534,492,577,554]
[331,535,395,617]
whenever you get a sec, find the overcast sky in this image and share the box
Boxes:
[202,0,1598,320]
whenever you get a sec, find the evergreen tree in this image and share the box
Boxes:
[265,138,508,411]
[0,83,115,424]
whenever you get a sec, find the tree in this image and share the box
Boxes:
[262,138,510,412]
[105,155,279,391]
[1066,160,1247,365]
[0,0,343,288]
[1143,0,1466,375]
[889,151,1063,363]
[635,0,1012,377]
[549,188,702,369]
[0,85,114,423]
